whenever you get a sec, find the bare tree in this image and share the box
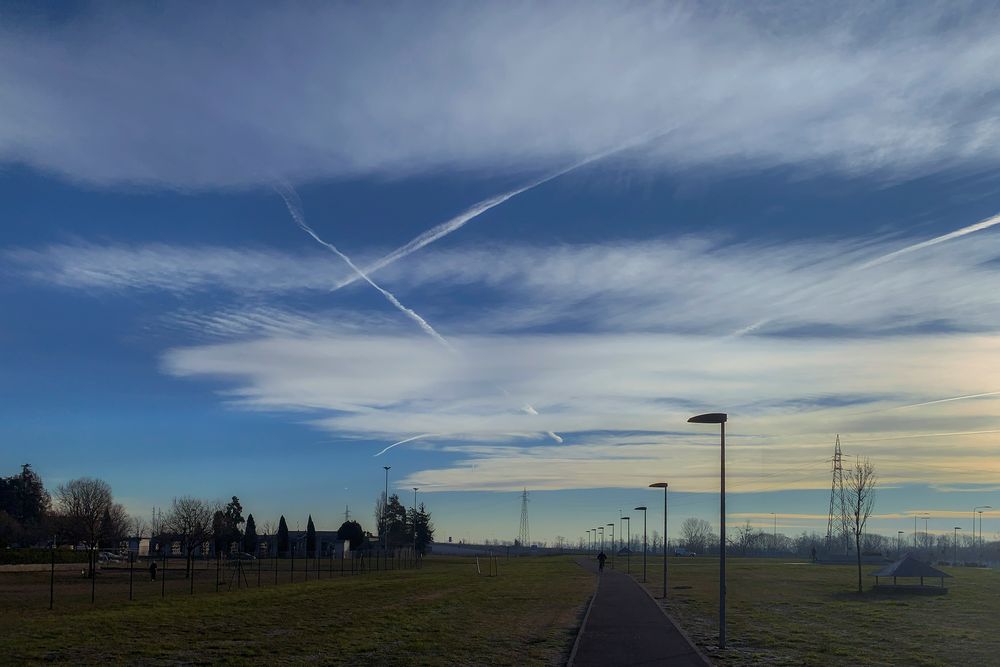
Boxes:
[846,456,877,592]
[54,478,113,547]
[680,517,712,553]
[131,515,148,541]
[165,497,214,578]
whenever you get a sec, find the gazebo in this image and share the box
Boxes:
[870,554,952,594]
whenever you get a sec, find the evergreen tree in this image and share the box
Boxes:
[413,502,435,555]
[243,514,257,554]
[277,515,289,556]
[337,520,365,550]
[222,496,244,548]
[306,515,316,556]
[383,494,408,547]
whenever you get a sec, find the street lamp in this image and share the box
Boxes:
[688,411,728,650]
[649,482,669,598]
[586,529,591,553]
[897,531,905,558]
[974,506,991,561]
[634,506,648,583]
[953,527,962,566]
[622,516,631,575]
[597,527,604,552]
[382,466,391,551]
[607,523,615,570]
[412,487,419,557]
[913,513,929,549]
[770,513,777,553]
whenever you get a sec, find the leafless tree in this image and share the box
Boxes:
[846,456,877,592]
[680,517,712,553]
[54,477,113,547]
[131,515,148,541]
[165,497,215,577]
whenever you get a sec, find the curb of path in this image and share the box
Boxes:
[631,575,713,666]
[565,573,599,666]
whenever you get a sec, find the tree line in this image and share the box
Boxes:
[1,465,436,568]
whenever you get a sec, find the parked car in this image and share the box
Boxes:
[674,548,697,557]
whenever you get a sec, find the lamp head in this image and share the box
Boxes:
[634,506,647,511]
[649,482,668,488]
[622,516,630,521]
[688,412,727,424]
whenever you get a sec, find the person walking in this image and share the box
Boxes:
[149,559,158,581]
[597,550,607,572]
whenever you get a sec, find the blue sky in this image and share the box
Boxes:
[2,1,1000,545]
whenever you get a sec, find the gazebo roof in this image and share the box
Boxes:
[870,554,952,579]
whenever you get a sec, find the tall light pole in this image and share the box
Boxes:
[382,466,391,551]
[770,513,777,553]
[688,412,728,650]
[598,527,604,552]
[619,509,623,556]
[923,515,930,547]
[607,523,615,570]
[412,487,419,556]
[634,506,648,583]
[649,482,668,598]
[622,516,631,574]
[973,506,991,562]
[897,531,904,558]
[914,513,929,550]
[953,527,962,566]
[586,529,591,553]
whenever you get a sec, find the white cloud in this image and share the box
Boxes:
[162,330,1000,492]
[11,224,1000,335]
[2,3,1000,188]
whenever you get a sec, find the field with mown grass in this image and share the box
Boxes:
[0,555,593,666]
[630,555,999,666]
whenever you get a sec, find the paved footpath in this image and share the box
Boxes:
[569,558,709,666]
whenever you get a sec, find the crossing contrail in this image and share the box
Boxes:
[276,183,563,448]
[330,135,661,292]
[276,183,455,352]
[732,210,1000,337]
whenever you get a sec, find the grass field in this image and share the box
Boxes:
[627,555,1000,666]
[0,555,593,665]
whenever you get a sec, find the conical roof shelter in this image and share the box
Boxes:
[870,554,952,592]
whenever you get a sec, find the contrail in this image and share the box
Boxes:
[893,390,1000,410]
[858,211,1000,270]
[276,184,562,447]
[330,136,659,292]
[843,429,1000,443]
[375,433,442,457]
[732,210,1000,337]
[276,183,455,353]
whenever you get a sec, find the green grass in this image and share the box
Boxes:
[0,556,592,665]
[631,555,1000,666]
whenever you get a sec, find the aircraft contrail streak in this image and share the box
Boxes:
[375,433,442,457]
[330,137,656,292]
[893,390,1000,410]
[276,184,456,352]
[277,183,562,448]
[732,210,1000,337]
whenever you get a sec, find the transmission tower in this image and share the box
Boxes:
[517,488,530,547]
[825,435,849,555]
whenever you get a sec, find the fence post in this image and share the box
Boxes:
[161,550,166,599]
[90,548,96,604]
[129,550,134,601]
[190,555,194,595]
[49,540,55,610]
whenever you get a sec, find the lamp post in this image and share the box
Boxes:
[382,466,391,551]
[622,516,631,574]
[897,531,904,558]
[412,487,419,557]
[634,506,648,583]
[649,482,668,598]
[607,523,615,570]
[913,513,929,550]
[586,529,591,553]
[688,411,728,650]
[770,513,777,553]
[598,527,604,552]
[923,515,930,547]
[973,506,991,562]
[953,527,962,566]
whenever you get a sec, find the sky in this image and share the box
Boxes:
[2,1,999,546]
